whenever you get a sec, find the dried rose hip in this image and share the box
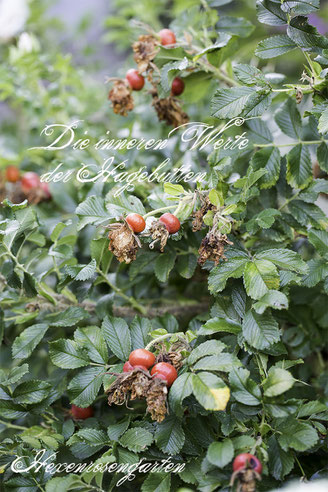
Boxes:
[5,166,20,183]
[129,349,155,369]
[171,77,184,96]
[159,213,180,234]
[21,172,40,193]
[233,453,262,474]
[159,29,176,46]
[126,69,145,91]
[70,405,94,419]
[151,362,178,386]
[126,213,146,233]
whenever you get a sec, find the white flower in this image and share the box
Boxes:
[17,32,39,53]
[0,0,30,42]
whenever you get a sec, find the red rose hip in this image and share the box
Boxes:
[151,362,178,386]
[171,77,184,96]
[21,172,40,193]
[123,361,134,372]
[126,213,146,233]
[5,166,20,183]
[129,349,155,369]
[126,69,145,91]
[233,453,262,474]
[70,404,94,420]
[159,213,180,234]
[159,29,176,46]
[40,181,51,199]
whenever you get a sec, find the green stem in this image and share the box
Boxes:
[143,205,176,219]
[0,419,27,431]
[145,332,183,350]
[257,139,327,149]
[278,189,302,211]
[96,268,147,315]
[295,455,306,479]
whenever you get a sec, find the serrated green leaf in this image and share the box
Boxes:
[74,327,108,364]
[154,252,177,283]
[68,366,104,407]
[256,35,297,59]
[49,339,90,369]
[119,427,153,452]
[263,367,295,396]
[243,259,280,300]
[12,324,48,360]
[192,372,230,411]
[101,316,131,360]
[155,416,185,455]
[286,144,312,189]
[242,310,280,349]
[206,439,234,468]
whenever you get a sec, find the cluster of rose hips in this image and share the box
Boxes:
[4,166,51,200]
[126,211,180,234]
[123,348,178,386]
[124,29,185,97]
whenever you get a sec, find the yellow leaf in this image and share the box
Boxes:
[209,387,230,411]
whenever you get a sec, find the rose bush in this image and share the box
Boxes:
[0,1,327,491]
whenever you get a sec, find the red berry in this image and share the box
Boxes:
[21,172,40,193]
[129,349,155,369]
[171,77,184,96]
[159,213,180,234]
[126,213,146,233]
[5,166,20,183]
[159,29,176,46]
[233,453,262,474]
[123,361,134,372]
[70,405,94,420]
[151,362,178,386]
[126,69,145,91]
[40,181,51,199]
[133,365,149,371]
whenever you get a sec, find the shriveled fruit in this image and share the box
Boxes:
[21,172,40,193]
[5,166,20,183]
[171,77,184,96]
[159,29,176,46]
[70,404,94,419]
[126,69,145,91]
[233,453,262,474]
[129,349,155,369]
[159,213,180,234]
[151,362,178,386]
[126,213,146,233]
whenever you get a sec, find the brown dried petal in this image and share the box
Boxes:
[108,223,139,263]
[133,35,159,73]
[108,80,134,116]
[192,197,216,232]
[198,231,233,266]
[156,351,184,371]
[149,221,169,252]
[152,94,189,128]
[146,378,168,423]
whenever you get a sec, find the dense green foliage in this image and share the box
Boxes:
[0,0,327,491]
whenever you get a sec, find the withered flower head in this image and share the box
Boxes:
[156,351,184,371]
[192,197,216,232]
[230,468,262,492]
[149,220,170,252]
[108,80,134,116]
[146,378,168,423]
[133,35,159,73]
[198,230,233,266]
[108,222,139,263]
[152,93,189,128]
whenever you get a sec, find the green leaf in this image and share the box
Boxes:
[1,364,29,385]
[47,307,88,327]
[242,310,280,349]
[256,35,297,59]
[289,201,328,229]
[233,64,267,86]
[286,144,312,189]
[66,259,96,281]
[49,339,90,369]
[13,380,51,404]
[257,0,288,26]
[287,16,328,49]
[107,419,130,441]
[12,324,48,360]
[101,316,131,361]
[177,254,198,279]
[76,196,109,230]
[119,428,153,452]
[68,366,104,407]
[308,230,328,257]
[155,416,185,454]
[164,183,185,196]
[268,436,295,480]
[229,368,261,406]
[255,249,308,274]
[90,237,113,272]
[160,57,189,92]
[74,327,108,364]
[141,474,171,492]
[251,146,281,189]
[277,418,318,451]
[302,259,328,287]
[281,0,320,15]
[105,191,145,216]
[253,290,289,314]
[154,252,177,283]
[211,87,254,118]
[263,367,295,396]
[317,142,328,172]
[208,257,248,293]
[130,316,151,350]
[169,373,193,414]
[192,372,230,411]
[275,99,302,139]
[318,107,328,134]
[198,317,242,336]
[216,16,255,38]
[193,353,241,372]
[188,340,226,365]
[243,259,280,300]
[206,439,234,468]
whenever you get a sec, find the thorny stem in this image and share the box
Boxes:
[96,268,147,315]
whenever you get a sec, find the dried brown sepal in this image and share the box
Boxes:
[155,351,184,371]
[230,469,262,492]
[149,220,170,252]
[108,80,134,116]
[133,35,159,73]
[108,222,139,263]
[198,230,233,266]
[146,377,168,422]
[24,187,46,205]
[152,93,189,128]
[192,197,216,232]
